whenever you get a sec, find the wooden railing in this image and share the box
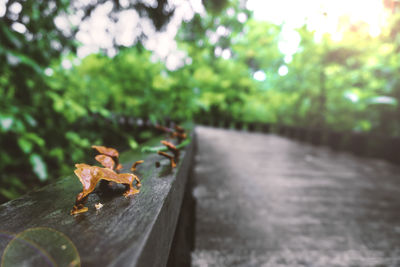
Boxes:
[0,118,398,266]
[198,119,400,165]
[0,132,196,267]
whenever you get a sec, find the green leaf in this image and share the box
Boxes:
[49,147,64,162]
[66,131,90,147]
[0,188,20,200]
[139,130,154,140]
[6,51,43,74]
[18,138,33,154]
[367,96,397,106]
[8,176,27,190]
[128,138,139,150]
[29,154,48,182]
[0,23,22,48]
[32,5,40,21]
[141,145,165,153]
[0,116,13,131]
[24,133,45,147]
[23,114,37,127]
[17,133,45,153]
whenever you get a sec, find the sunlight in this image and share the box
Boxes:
[278,65,288,76]
[278,26,301,56]
[0,0,6,17]
[309,0,387,39]
[248,0,388,39]
[61,59,72,69]
[253,70,266,81]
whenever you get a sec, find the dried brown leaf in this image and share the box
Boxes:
[95,155,115,169]
[92,145,119,158]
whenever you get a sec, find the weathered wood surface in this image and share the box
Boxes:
[192,126,400,266]
[0,136,194,267]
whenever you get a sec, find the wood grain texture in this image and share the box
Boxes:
[0,134,195,267]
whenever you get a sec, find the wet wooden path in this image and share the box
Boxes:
[191,126,400,267]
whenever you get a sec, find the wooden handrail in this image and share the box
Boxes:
[197,119,400,165]
[0,134,195,267]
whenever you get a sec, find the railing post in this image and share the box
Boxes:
[326,131,342,150]
[349,132,367,156]
[262,123,271,133]
[247,122,256,132]
[222,119,231,129]
[234,121,243,130]
[309,129,322,146]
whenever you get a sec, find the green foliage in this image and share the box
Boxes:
[1,0,400,203]
[272,22,400,135]
[0,0,76,201]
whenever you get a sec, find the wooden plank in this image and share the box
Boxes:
[0,135,195,267]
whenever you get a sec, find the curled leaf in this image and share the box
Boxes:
[141,138,191,153]
[157,151,176,168]
[155,124,187,143]
[155,125,173,133]
[160,140,176,149]
[172,132,187,142]
[92,145,119,158]
[174,125,185,133]
[70,205,88,215]
[173,125,187,143]
[71,163,142,215]
[95,155,115,169]
[115,164,123,171]
[131,160,144,172]
[161,140,179,159]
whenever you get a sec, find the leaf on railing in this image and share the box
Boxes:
[115,164,123,171]
[155,140,180,168]
[95,154,115,169]
[157,151,176,168]
[155,125,173,133]
[155,124,187,143]
[92,145,119,158]
[161,140,179,159]
[141,138,191,153]
[92,145,122,174]
[71,159,143,215]
[131,160,144,172]
[172,125,187,143]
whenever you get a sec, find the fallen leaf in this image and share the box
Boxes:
[95,154,115,169]
[92,145,119,158]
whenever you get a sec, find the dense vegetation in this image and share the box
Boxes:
[1,0,399,202]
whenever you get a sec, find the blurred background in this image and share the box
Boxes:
[1,0,399,203]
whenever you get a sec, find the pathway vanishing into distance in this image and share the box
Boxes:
[191,126,400,267]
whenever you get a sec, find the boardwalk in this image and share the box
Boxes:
[191,126,400,267]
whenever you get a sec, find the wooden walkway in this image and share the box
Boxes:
[191,126,400,267]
